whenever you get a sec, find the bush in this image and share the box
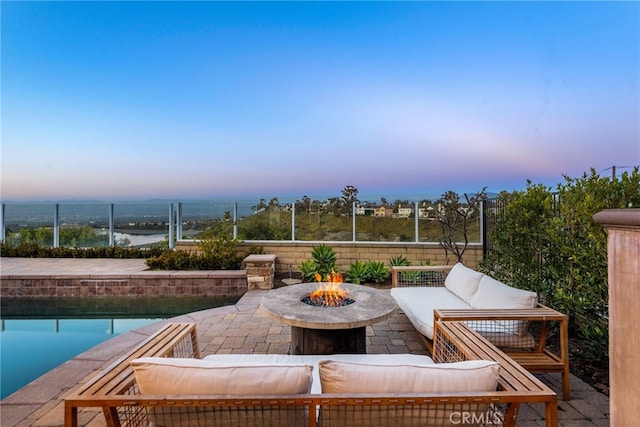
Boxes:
[296,244,338,280]
[196,229,243,270]
[145,249,196,270]
[389,255,411,266]
[298,259,318,282]
[345,260,389,284]
[345,260,368,284]
[146,226,244,270]
[311,244,337,277]
[364,261,389,284]
[480,167,640,368]
[0,241,167,258]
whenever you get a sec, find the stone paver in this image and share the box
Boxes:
[0,258,610,426]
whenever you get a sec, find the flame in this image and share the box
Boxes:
[310,270,348,307]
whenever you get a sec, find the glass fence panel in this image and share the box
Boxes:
[3,203,56,247]
[179,201,241,239]
[465,215,482,243]
[418,217,442,242]
[417,214,482,243]
[237,206,292,240]
[113,202,169,247]
[58,203,110,247]
[355,214,415,242]
[1,198,485,246]
[292,210,352,241]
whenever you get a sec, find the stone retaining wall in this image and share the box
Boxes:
[178,240,483,273]
[0,271,248,298]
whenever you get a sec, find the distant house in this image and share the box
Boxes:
[418,206,434,219]
[355,202,376,216]
[396,203,413,218]
[374,205,393,217]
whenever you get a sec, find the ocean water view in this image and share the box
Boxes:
[0,199,262,245]
[0,199,259,228]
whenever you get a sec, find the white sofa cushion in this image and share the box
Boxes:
[203,353,435,394]
[444,262,484,304]
[469,275,538,335]
[470,275,538,310]
[319,360,499,427]
[390,287,471,339]
[131,357,313,395]
[319,359,500,393]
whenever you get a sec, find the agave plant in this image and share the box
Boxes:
[364,261,389,284]
[311,244,337,277]
[298,259,318,282]
[389,255,411,267]
[345,260,368,284]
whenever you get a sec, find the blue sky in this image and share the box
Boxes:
[1,1,639,202]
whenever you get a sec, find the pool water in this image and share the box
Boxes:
[0,318,159,399]
[0,296,239,399]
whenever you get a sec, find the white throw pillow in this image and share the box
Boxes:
[131,357,313,395]
[469,275,538,335]
[444,263,484,304]
[469,275,538,310]
[319,359,500,394]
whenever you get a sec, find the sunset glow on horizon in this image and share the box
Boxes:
[1,1,638,202]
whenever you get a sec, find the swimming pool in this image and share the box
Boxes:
[0,296,239,399]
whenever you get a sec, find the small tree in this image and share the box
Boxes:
[435,188,487,263]
[341,185,359,217]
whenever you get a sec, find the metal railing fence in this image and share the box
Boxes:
[0,200,487,249]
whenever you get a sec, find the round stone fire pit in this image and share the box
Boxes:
[260,282,397,354]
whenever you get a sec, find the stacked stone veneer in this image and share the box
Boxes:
[0,271,247,298]
[244,254,277,290]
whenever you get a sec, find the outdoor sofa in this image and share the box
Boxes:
[390,263,570,400]
[65,322,559,427]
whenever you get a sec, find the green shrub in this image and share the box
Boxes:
[345,260,389,284]
[345,260,368,284]
[298,259,318,282]
[145,249,195,270]
[480,167,640,370]
[0,241,166,258]
[310,244,337,277]
[364,261,389,284]
[145,225,244,270]
[196,229,243,270]
[389,255,411,266]
[245,245,265,255]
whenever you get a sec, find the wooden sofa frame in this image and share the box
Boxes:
[391,264,571,400]
[65,321,558,427]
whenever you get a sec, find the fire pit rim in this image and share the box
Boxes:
[259,282,397,330]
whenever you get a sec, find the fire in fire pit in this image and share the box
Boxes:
[301,270,355,307]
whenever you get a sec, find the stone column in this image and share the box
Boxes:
[593,208,640,426]
[244,254,277,290]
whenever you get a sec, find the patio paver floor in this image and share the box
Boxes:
[0,258,610,426]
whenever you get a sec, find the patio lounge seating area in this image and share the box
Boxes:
[64,321,558,427]
[391,264,571,400]
[0,259,610,427]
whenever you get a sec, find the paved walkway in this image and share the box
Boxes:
[0,258,610,426]
[0,257,149,275]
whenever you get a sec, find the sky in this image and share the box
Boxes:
[1,1,639,202]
